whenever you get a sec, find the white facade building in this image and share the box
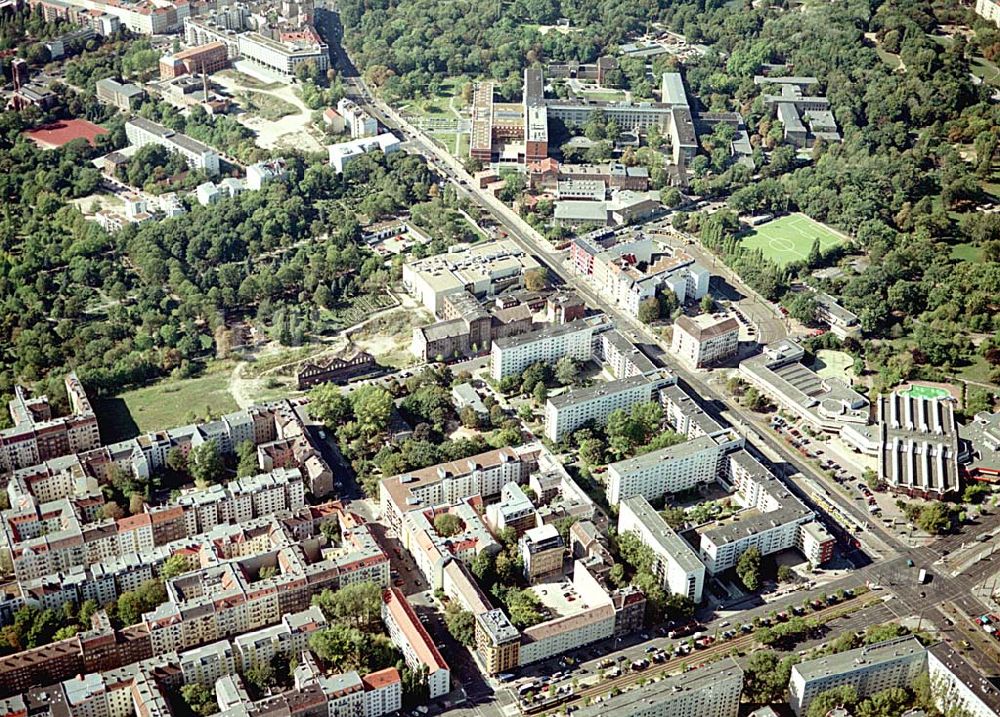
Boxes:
[328,133,402,173]
[789,637,927,716]
[543,370,674,442]
[618,496,705,602]
[125,117,220,176]
[491,321,594,381]
[976,0,1000,25]
[606,430,742,505]
[670,314,740,368]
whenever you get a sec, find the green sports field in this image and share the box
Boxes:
[900,384,950,400]
[741,214,848,268]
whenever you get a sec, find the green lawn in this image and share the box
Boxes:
[741,213,848,268]
[950,242,983,263]
[240,91,298,121]
[402,78,467,118]
[970,56,1000,88]
[576,89,628,102]
[94,366,238,443]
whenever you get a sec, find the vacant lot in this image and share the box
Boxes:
[741,213,848,268]
[95,367,238,442]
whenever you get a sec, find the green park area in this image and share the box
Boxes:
[94,364,239,443]
[741,213,848,268]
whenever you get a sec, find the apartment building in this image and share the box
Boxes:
[379,446,531,531]
[475,608,521,675]
[618,496,704,603]
[246,158,287,190]
[670,314,739,368]
[543,370,675,442]
[403,240,541,316]
[484,482,537,537]
[95,78,144,111]
[401,499,499,589]
[599,329,659,378]
[789,637,926,715]
[517,563,615,666]
[381,588,451,699]
[575,658,743,717]
[492,319,594,381]
[519,524,564,583]
[232,606,326,673]
[337,98,378,138]
[927,643,1000,717]
[878,392,960,498]
[660,383,729,440]
[0,373,100,473]
[237,28,328,79]
[125,117,220,176]
[606,430,742,504]
[697,450,833,573]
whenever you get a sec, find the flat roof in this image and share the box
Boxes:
[621,495,703,574]
[660,72,689,107]
[546,373,655,410]
[574,658,743,717]
[793,636,924,682]
[492,319,592,351]
[609,433,722,475]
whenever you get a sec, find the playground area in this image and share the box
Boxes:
[742,213,848,268]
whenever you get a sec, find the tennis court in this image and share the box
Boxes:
[900,384,950,400]
[741,214,847,268]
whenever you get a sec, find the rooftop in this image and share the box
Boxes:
[546,372,666,410]
[574,658,743,717]
[621,496,703,574]
[793,636,924,681]
[675,314,740,341]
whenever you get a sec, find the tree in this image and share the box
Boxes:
[700,294,714,314]
[245,661,275,693]
[736,547,762,591]
[532,381,548,406]
[166,447,187,473]
[160,554,188,580]
[101,501,125,520]
[524,268,548,292]
[181,684,217,717]
[188,440,224,485]
[555,356,579,386]
[433,512,463,537]
[777,565,796,583]
[579,438,605,466]
[350,385,393,436]
[916,502,953,535]
[236,439,259,478]
[785,293,818,325]
[312,583,382,632]
[806,685,858,717]
[659,506,685,529]
[638,297,660,324]
[507,589,544,628]
[310,383,353,427]
[444,603,476,646]
[460,405,480,429]
[743,650,796,704]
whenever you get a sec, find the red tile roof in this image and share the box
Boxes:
[362,667,401,690]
